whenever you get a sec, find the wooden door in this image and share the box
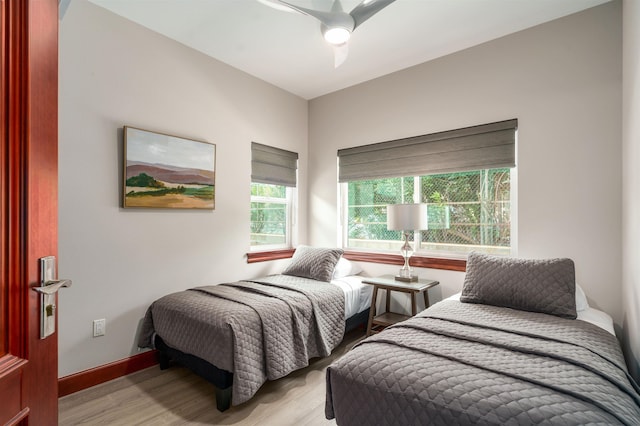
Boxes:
[0,0,59,424]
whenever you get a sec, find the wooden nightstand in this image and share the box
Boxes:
[363,275,440,336]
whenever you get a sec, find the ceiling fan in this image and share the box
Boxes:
[259,0,396,68]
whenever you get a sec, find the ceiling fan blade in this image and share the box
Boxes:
[256,0,303,14]
[277,0,345,28]
[333,43,349,68]
[350,0,396,29]
[330,0,345,14]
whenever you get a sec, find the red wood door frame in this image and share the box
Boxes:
[1,0,59,424]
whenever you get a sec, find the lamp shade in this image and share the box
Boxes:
[387,203,428,231]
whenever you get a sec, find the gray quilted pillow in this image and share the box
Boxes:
[282,246,343,282]
[460,252,577,319]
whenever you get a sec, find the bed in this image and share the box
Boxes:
[137,246,371,411]
[326,252,640,425]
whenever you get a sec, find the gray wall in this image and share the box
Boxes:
[622,0,640,381]
[308,3,623,322]
[58,0,308,376]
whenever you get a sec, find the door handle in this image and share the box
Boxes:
[33,256,72,339]
[33,279,72,295]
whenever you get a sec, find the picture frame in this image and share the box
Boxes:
[123,126,216,209]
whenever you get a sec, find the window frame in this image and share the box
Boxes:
[339,168,514,259]
[249,183,297,252]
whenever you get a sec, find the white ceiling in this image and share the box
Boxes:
[87,0,610,100]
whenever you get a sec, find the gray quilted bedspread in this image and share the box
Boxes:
[138,274,345,405]
[326,300,640,425]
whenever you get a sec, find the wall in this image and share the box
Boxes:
[59,0,629,379]
[308,3,623,322]
[622,0,640,381]
[58,1,308,376]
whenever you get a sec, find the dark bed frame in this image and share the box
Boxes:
[155,308,370,411]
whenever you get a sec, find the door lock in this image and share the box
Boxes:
[33,256,72,339]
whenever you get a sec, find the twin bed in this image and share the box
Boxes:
[139,247,640,424]
[326,252,640,425]
[137,246,371,411]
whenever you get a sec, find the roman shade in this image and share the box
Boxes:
[338,119,517,182]
[251,142,299,187]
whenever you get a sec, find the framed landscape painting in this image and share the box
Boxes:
[123,126,216,209]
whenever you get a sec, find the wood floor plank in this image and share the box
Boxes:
[59,329,364,425]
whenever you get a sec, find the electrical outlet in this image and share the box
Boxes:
[93,318,106,337]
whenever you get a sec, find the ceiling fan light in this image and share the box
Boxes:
[324,27,351,45]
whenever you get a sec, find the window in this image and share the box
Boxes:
[250,183,294,248]
[250,142,298,250]
[342,168,511,256]
[338,119,516,258]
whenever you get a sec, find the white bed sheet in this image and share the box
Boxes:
[577,307,615,335]
[331,275,373,318]
[445,293,615,335]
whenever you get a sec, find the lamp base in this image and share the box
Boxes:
[395,274,418,282]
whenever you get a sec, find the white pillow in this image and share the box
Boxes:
[332,257,363,279]
[576,284,589,311]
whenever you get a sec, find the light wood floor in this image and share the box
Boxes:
[59,329,365,425]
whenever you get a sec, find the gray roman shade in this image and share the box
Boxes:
[338,119,517,182]
[251,142,299,187]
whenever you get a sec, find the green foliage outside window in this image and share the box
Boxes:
[250,183,288,247]
[345,169,511,255]
[251,183,286,198]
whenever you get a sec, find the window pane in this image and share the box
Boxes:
[250,182,289,248]
[250,201,287,246]
[251,182,286,198]
[343,169,511,256]
[346,177,413,250]
[420,169,510,255]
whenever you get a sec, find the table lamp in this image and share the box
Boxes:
[386,203,428,282]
